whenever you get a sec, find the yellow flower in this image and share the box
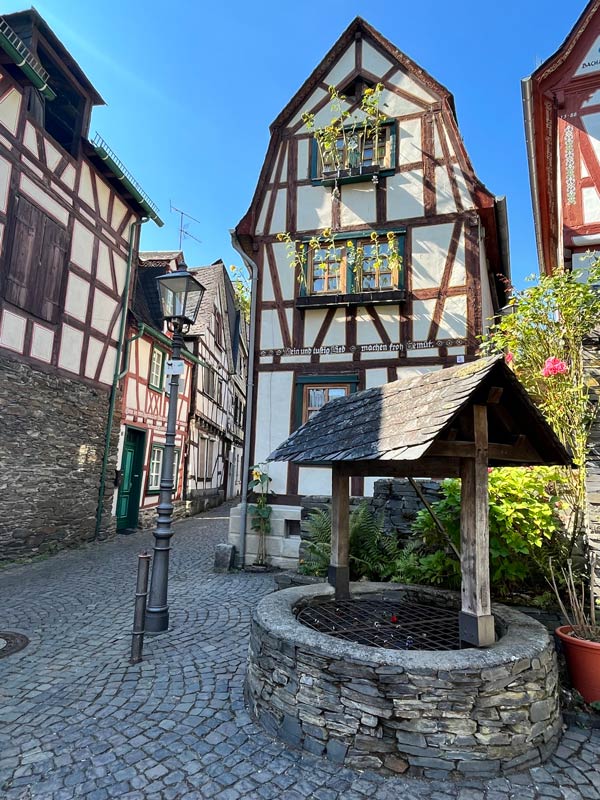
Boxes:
[370,231,378,241]
[346,240,354,248]
[252,469,261,481]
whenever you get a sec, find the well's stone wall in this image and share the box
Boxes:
[0,355,118,559]
[246,583,561,779]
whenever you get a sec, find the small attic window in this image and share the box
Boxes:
[338,76,375,103]
[35,43,85,157]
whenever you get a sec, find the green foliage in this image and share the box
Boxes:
[299,502,403,580]
[229,265,250,322]
[481,262,600,545]
[248,465,273,566]
[407,468,569,598]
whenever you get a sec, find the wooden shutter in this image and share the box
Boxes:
[4,195,43,311]
[3,195,68,323]
[38,216,68,323]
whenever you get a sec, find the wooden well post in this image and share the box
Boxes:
[328,465,350,600]
[458,404,495,647]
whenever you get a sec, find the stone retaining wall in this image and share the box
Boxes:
[246,583,561,778]
[0,356,118,559]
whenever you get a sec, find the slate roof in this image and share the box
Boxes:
[133,265,164,329]
[139,250,183,267]
[268,357,571,467]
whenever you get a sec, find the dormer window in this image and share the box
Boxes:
[35,42,86,156]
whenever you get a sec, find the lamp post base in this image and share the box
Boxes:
[144,607,169,633]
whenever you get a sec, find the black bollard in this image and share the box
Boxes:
[130,552,151,664]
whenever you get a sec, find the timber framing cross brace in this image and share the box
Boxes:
[269,357,572,648]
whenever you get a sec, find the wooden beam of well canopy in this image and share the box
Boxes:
[329,465,350,600]
[458,404,495,647]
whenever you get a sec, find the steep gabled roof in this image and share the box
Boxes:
[270,16,455,133]
[269,357,570,469]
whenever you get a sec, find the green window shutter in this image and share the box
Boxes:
[398,232,406,290]
[310,138,318,181]
[390,122,398,169]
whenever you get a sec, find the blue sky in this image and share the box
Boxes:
[3,0,585,287]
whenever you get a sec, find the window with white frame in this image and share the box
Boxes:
[148,446,163,491]
[149,347,164,391]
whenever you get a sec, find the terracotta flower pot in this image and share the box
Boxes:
[556,625,600,703]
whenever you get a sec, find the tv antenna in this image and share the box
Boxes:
[170,202,203,250]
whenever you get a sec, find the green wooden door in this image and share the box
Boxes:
[116,428,145,531]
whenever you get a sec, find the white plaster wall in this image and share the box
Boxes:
[387,170,424,219]
[435,165,456,215]
[78,162,95,209]
[480,244,495,333]
[412,298,436,339]
[61,164,76,191]
[438,294,468,339]
[412,222,454,290]
[19,175,69,226]
[44,139,62,171]
[298,467,331,496]
[356,311,378,345]
[396,364,440,380]
[453,165,474,210]
[111,195,128,231]
[23,122,38,156]
[268,189,287,236]
[96,176,111,221]
[96,242,113,289]
[388,68,436,103]
[84,336,103,379]
[58,325,83,373]
[290,87,328,129]
[100,346,116,386]
[70,221,94,273]
[256,190,271,235]
[0,88,21,135]
[114,254,127,294]
[296,185,332,231]
[399,118,422,165]
[576,36,600,76]
[0,155,10,213]
[254,371,293,493]
[91,289,118,336]
[325,46,356,87]
[64,273,90,322]
[449,230,467,287]
[297,138,309,180]
[583,186,600,224]
[0,309,26,352]
[379,88,422,117]
[30,323,53,362]
[365,368,388,389]
[362,40,393,77]
[273,241,296,299]
[260,308,284,350]
[340,185,376,228]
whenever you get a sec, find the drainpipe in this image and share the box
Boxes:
[230,230,258,568]
[95,217,148,540]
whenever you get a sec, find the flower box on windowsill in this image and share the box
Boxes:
[317,164,392,187]
[296,288,406,309]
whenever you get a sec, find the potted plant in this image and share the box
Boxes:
[248,465,273,568]
[550,554,600,703]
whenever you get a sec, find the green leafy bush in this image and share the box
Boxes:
[299,502,402,580]
[404,467,568,598]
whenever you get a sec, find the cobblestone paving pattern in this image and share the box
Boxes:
[0,504,599,800]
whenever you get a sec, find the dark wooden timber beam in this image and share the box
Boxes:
[428,438,543,462]
[459,404,495,647]
[329,465,350,600]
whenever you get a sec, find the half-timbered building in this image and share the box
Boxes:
[523,0,600,276]
[522,0,600,581]
[230,17,510,567]
[186,260,247,509]
[0,10,162,557]
[114,251,193,532]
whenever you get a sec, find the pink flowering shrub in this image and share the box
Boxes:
[542,357,569,377]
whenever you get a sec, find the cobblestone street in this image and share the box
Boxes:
[0,505,599,800]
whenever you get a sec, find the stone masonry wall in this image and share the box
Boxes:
[247,583,562,779]
[0,355,119,559]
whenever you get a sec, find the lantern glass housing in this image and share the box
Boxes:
[156,266,205,326]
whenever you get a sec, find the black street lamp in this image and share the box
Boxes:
[145,264,205,633]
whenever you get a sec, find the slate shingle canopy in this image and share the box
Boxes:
[268,357,571,468]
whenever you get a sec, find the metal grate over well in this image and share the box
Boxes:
[296,597,462,651]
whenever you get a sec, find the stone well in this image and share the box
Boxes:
[245,583,561,779]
